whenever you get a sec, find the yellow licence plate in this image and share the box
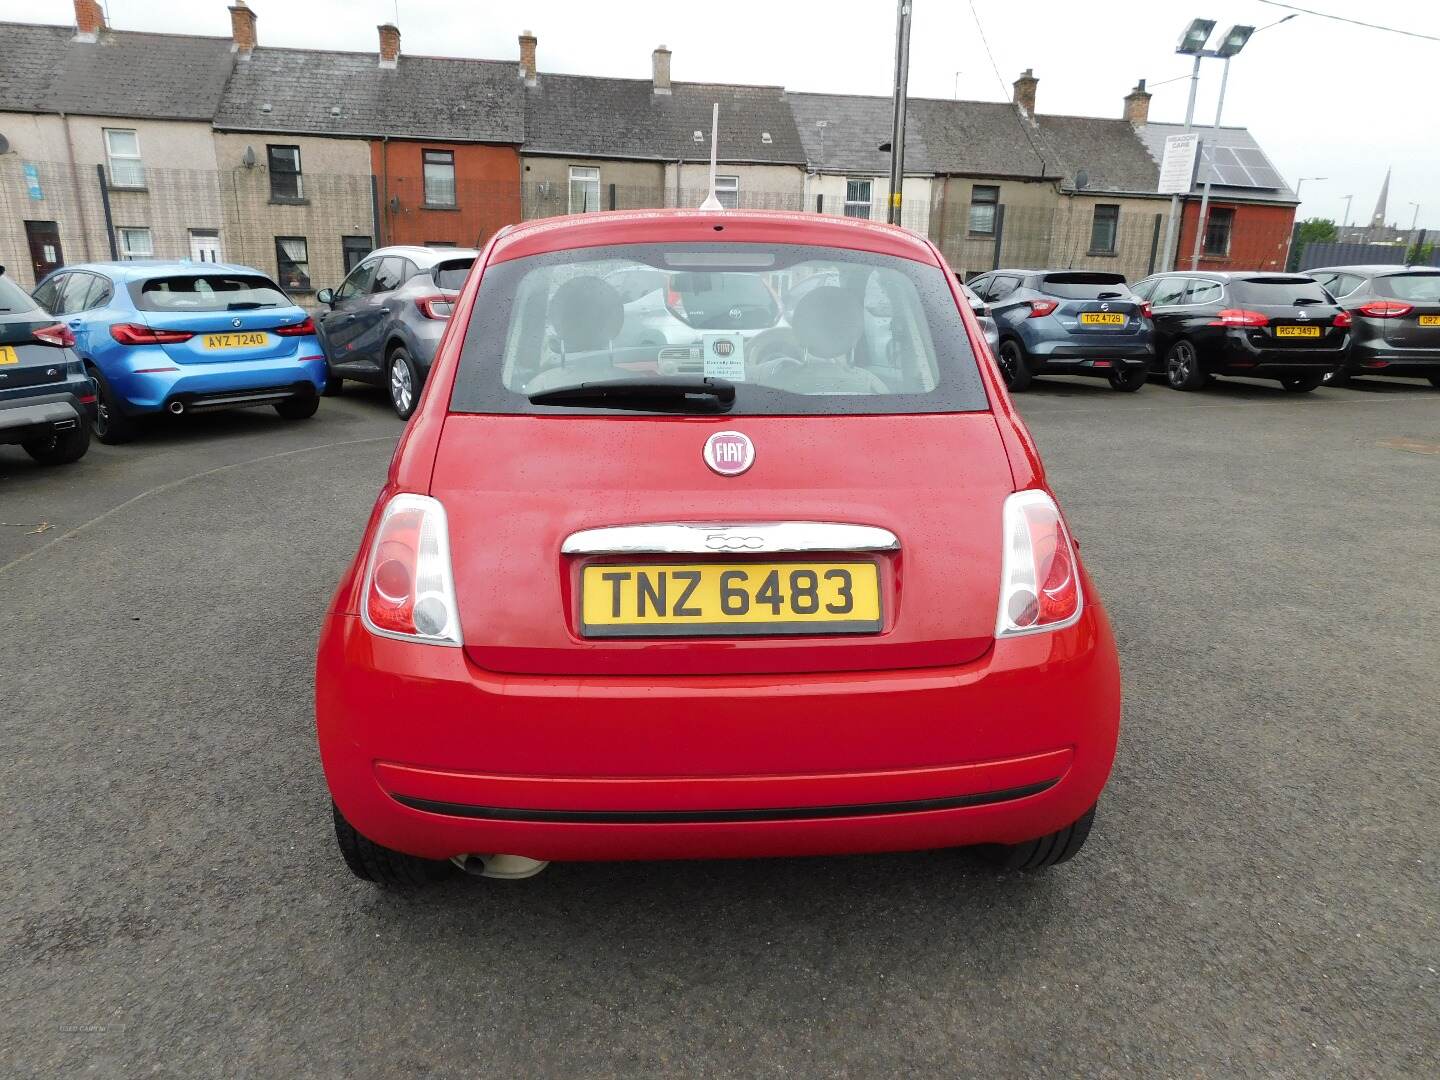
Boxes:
[1275,325,1321,338]
[1419,315,1440,326]
[580,561,882,637]
[0,345,17,366]
[203,332,268,349]
[1079,312,1125,326]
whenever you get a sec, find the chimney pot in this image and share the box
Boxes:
[378,23,401,68]
[228,2,257,57]
[1012,67,1038,117]
[1123,78,1152,125]
[652,45,672,95]
[73,0,105,41]
[518,30,537,85]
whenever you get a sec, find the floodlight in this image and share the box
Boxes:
[1176,18,1216,55]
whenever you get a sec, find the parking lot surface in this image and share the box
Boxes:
[3,378,1437,1077]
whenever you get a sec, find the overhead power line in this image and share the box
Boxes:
[965,0,1049,175]
[1256,1,1440,42]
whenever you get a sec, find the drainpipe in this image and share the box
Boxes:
[380,135,391,245]
[59,112,95,261]
[675,158,682,207]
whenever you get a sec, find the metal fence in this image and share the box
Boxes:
[2,157,1303,307]
[1296,239,1439,271]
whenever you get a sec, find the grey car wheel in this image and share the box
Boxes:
[388,348,420,420]
[997,339,1032,391]
[1165,340,1206,391]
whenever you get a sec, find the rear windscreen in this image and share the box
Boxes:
[1376,273,1440,303]
[1231,278,1332,305]
[1040,273,1128,300]
[450,242,988,416]
[132,274,290,312]
[434,259,475,291]
[0,275,39,313]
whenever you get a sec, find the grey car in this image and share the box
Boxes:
[316,245,478,418]
[1305,265,1440,387]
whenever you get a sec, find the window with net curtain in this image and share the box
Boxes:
[569,166,600,213]
[1089,205,1119,255]
[968,185,999,235]
[104,128,144,188]
[275,236,311,291]
[423,149,456,207]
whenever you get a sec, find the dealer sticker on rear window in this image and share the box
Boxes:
[703,334,746,381]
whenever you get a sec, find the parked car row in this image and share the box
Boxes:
[964,264,1440,394]
[0,245,480,467]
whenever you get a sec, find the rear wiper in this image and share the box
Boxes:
[1292,298,1323,305]
[528,376,735,412]
[1097,291,1125,299]
[226,301,276,310]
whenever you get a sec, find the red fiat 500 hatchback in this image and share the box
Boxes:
[316,210,1121,886]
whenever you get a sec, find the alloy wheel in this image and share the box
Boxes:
[1168,344,1194,387]
[390,357,413,414]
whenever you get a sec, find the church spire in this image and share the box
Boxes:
[1369,167,1391,229]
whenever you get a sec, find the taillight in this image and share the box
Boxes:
[1210,309,1268,328]
[274,316,316,336]
[665,284,688,322]
[1356,301,1413,319]
[31,323,76,347]
[110,322,194,345]
[415,295,456,320]
[1333,310,1352,329]
[996,489,1082,638]
[1027,299,1059,318]
[1140,302,1153,319]
[361,493,462,646]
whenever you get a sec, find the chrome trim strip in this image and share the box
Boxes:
[561,522,900,556]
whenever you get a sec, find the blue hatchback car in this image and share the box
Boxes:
[31,262,325,443]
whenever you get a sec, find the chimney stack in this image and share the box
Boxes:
[229,1,257,58]
[73,0,105,41]
[378,23,401,69]
[652,45,672,95]
[518,30,537,85]
[1123,78,1151,125]
[1012,68,1038,117]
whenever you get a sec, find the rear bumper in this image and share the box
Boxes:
[1345,341,1440,374]
[1215,332,1346,374]
[108,352,326,415]
[0,391,88,445]
[1028,341,1153,366]
[316,596,1121,863]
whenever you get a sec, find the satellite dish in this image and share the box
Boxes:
[1074,169,1090,191]
[241,145,257,168]
[0,133,11,155]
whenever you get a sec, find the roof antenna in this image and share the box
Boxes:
[698,102,724,210]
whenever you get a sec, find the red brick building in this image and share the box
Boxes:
[1174,199,1296,273]
[371,140,520,249]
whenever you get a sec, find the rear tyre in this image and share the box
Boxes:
[89,366,138,444]
[997,339,1032,392]
[1107,366,1148,392]
[1164,340,1207,391]
[1428,374,1440,389]
[274,395,319,420]
[978,805,1096,871]
[387,348,421,420]
[1280,372,1324,393]
[321,365,344,397]
[22,417,91,465]
[332,803,454,888]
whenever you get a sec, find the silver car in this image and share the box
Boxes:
[316,245,478,418]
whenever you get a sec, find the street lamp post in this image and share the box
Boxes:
[1294,176,1325,203]
[1187,24,1255,271]
[1341,194,1355,230]
[1159,19,1214,270]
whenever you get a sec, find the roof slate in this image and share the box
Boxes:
[214,48,524,143]
[0,21,234,120]
[522,75,805,164]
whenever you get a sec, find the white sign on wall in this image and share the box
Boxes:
[1158,133,1201,195]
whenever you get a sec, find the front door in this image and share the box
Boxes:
[189,230,222,263]
[24,220,64,282]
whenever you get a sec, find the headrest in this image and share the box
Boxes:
[549,276,623,352]
[789,285,864,359]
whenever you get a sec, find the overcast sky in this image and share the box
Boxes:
[3,0,1436,229]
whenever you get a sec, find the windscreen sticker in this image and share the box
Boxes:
[702,334,746,382]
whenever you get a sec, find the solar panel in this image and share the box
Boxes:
[1197,142,1283,190]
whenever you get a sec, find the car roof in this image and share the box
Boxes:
[1143,271,1313,281]
[49,261,269,281]
[488,209,941,266]
[1306,264,1440,276]
[367,245,481,266]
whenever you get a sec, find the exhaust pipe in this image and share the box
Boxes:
[451,853,550,880]
[168,400,185,414]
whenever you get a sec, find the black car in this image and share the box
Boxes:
[0,268,94,465]
[966,270,1153,392]
[1130,272,1349,392]
[1305,265,1440,387]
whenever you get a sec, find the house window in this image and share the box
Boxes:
[116,227,153,260]
[844,179,873,219]
[189,229,222,263]
[715,175,739,210]
[423,149,456,207]
[1203,208,1235,257]
[342,235,372,274]
[569,166,600,214]
[1089,204,1119,255]
[267,145,303,200]
[275,236,311,291]
[104,128,144,188]
[968,185,999,235]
